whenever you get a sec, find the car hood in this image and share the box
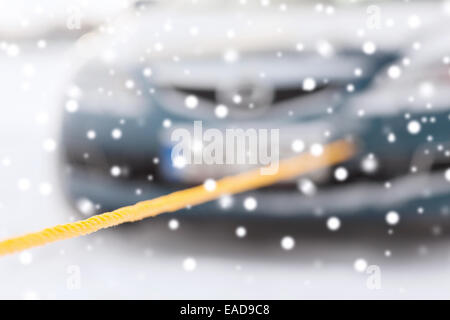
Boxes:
[72,1,446,65]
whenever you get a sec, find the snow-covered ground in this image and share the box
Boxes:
[0,5,450,299]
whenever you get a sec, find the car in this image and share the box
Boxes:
[60,0,448,218]
[342,34,450,218]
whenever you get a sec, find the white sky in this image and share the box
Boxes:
[0,0,129,37]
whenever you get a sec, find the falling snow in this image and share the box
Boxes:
[281,236,295,250]
[354,259,368,272]
[445,169,450,182]
[243,197,257,211]
[407,120,421,135]
[334,167,348,181]
[215,105,228,118]
[110,166,121,177]
[182,257,197,272]
[291,139,305,153]
[19,251,33,265]
[235,226,247,238]
[168,219,179,230]
[298,179,317,196]
[111,128,122,139]
[310,143,324,157]
[302,77,316,91]
[386,211,400,226]
[185,95,198,109]
[326,216,341,231]
[203,179,217,192]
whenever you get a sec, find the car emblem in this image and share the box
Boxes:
[216,78,274,113]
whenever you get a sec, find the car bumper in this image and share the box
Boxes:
[63,164,450,219]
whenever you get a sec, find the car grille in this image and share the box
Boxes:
[172,83,331,106]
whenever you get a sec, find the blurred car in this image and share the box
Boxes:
[60,0,449,218]
[343,34,450,218]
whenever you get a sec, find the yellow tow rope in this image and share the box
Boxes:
[0,140,355,256]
